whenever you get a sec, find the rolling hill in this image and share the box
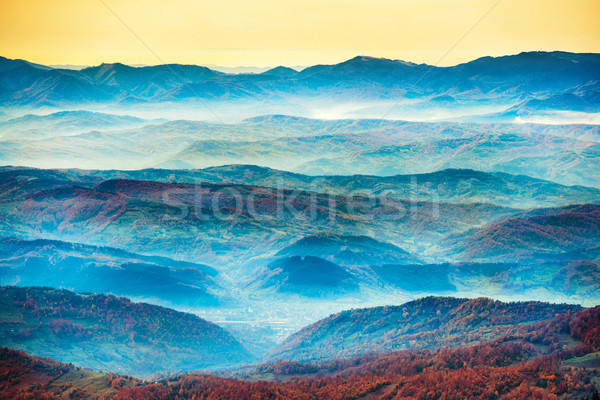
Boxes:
[0,110,156,141]
[0,237,223,306]
[0,286,251,377]
[0,175,518,265]
[127,165,600,209]
[275,232,418,266]
[9,162,600,208]
[0,168,597,304]
[1,114,598,189]
[3,164,599,209]
[267,296,583,362]
[1,301,600,400]
[293,132,600,187]
[246,255,359,297]
[447,204,600,261]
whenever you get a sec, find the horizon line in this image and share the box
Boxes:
[3,49,598,72]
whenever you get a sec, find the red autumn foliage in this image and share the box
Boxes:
[2,305,599,400]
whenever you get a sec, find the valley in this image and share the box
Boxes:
[1,294,599,399]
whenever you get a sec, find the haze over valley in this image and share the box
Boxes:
[1,50,600,399]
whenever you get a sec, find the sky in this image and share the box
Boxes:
[1,0,599,68]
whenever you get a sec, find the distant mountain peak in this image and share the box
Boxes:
[342,55,407,65]
[348,55,385,62]
[344,55,417,66]
[97,62,131,70]
[262,66,298,77]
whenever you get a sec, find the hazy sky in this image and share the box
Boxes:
[1,0,599,67]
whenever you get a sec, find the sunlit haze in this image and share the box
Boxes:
[1,0,599,67]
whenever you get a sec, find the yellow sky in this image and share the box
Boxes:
[0,0,598,67]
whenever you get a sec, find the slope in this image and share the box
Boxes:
[0,286,251,377]
[268,296,582,362]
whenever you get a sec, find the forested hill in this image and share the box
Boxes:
[0,286,251,377]
[268,296,583,362]
[2,305,599,400]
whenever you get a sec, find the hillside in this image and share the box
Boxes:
[370,260,600,302]
[0,167,101,200]
[294,132,600,187]
[2,52,600,115]
[0,286,251,377]
[449,204,600,261]
[5,164,600,208]
[267,296,583,362]
[0,347,138,400]
[246,256,359,297]
[0,168,597,306]
[3,303,598,400]
[0,110,155,141]
[93,164,600,208]
[0,237,223,306]
[0,175,516,269]
[275,232,417,266]
[1,117,599,189]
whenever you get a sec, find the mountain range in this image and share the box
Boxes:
[1,52,599,122]
[1,113,599,188]
[3,163,600,208]
[0,167,598,312]
[1,50,600,398]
